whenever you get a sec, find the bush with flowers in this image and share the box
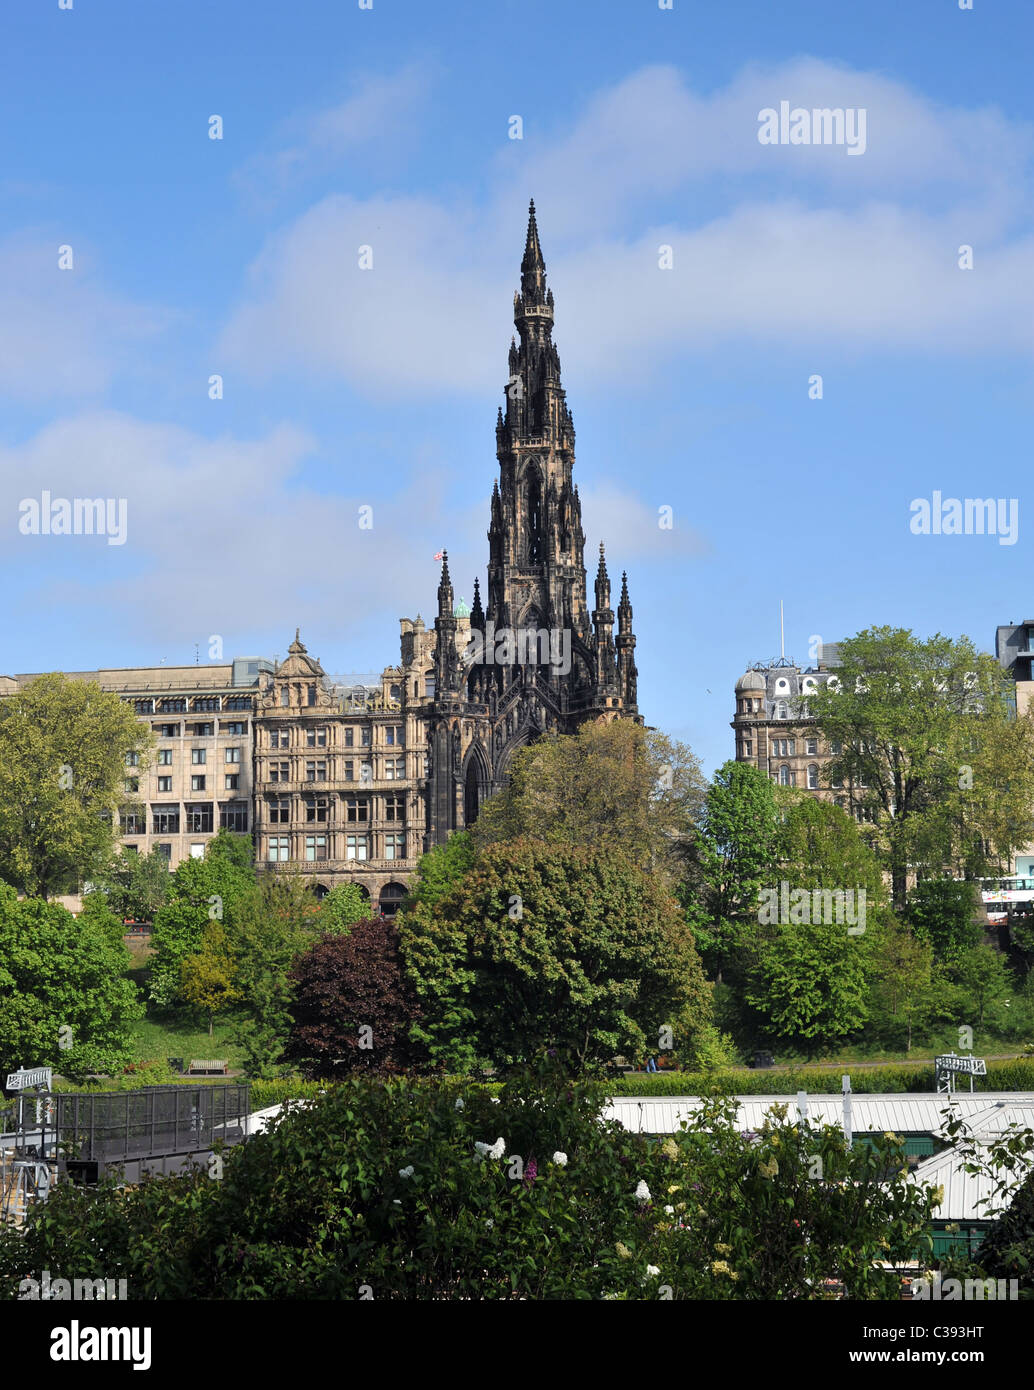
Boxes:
[0,1053,953,1300]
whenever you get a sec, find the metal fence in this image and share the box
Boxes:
[43,1085,251,1163]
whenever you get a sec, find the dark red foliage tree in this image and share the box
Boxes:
[283,915,421,1077]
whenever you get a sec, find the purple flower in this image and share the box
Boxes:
[524,1158,538,1186]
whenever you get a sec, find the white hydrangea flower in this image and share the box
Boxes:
[474,1137,507,1160]
[634,1180,651,1204]
[552,1151,568,1166]
[645,1265,660,1278]
[398,1165,415,1179]
[663,1205,674,1215]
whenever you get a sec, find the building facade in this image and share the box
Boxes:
[731,647,874,824]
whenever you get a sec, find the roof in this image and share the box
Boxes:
[907,1102,1034,1223]
[604,1093,1034,1139]
[736,670,767,693]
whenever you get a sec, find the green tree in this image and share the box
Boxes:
[148,847,253,1009]
[906,878,983,962]
[404,830,476,910]
[398,839,712,1073]
[678,761,778,983]
[88,846,171,923]
[227,871,321,1078]
[318,880,372,933]
[0,674,152,899]
[948,944,1013,1027]
[0,883,143,1079]
[180,919,241,1036]
[805,627,1034,908]
[870,920,935,1052]
[471,721,706,881]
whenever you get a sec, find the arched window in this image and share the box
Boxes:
[527,476,543,562]
[775,677,790,694]
[807,763,819,789]
[379,882,407,918]
[778,764,792,786]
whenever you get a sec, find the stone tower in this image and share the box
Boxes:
[426,201,641,844]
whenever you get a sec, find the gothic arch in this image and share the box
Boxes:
[462,740,492,828]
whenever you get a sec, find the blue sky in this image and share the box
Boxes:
[1,0,1031,774]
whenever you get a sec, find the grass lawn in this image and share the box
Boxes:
[128,1015,244,1071]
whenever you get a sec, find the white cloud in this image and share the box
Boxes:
[0,235,166,402]
[219,59,1034,397]
[233,64,435,203]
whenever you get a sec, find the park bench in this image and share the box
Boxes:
[186,1060,228,1076]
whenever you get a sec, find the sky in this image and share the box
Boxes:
[0,0,1031,775]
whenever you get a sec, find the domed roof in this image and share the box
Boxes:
[736,670,767,693]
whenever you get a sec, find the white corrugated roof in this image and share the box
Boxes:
[604,1093,1034,1140]
[907,1103,1034,1222]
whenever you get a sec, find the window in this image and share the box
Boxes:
[307,685,317,706]
[772,739,794,758]
[346,797,369,823]
[225,747,241,763]
[361,727,371,747]
[270,761,290,783]
[830,740,842,755]
[189,842,205,859]
[224,774,239,791]
[134,699,154,715]
[346,834,368,861]
[152,806,180,835]
[158,748,172,765]
[220,802,249,832]
[269,798,290,824]
[124,844,139,854]
[268,836,290,863]
[125,751,140,768]
[194,697,220,713]
[305,834,328,862]
[225,695,252,712]
[159,698,187,713]
[807,764,819,790]
[120,809,145,834]
[775,701,789,720]
[156,723,180,738]
[192,722,214,737]
[385,756,405,781]
[191,775,206,792]
[306,797,329,823]
[384,832,406,860]
[222,721,246,735]
[307,727,327,747]
[385,726,403,747]
[389,684,401,703]
[306,760,327,782]
[741,741,753,758]
[778,765,793,786]
[423,753,430,778]
[270,729,288,749]
[185,803,214,833]
[158,776,173,793]
[191,748,207,765]
[831,772,843,789]
[425,676,435,698]
[857,772,869,789]
[806,738,818,755]
[156,843,172,862]
[385,794,405,822]
[344,728,354,748]
[280,687,289,707]
[124,777,139,794]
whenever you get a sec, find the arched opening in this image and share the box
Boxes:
[312,882,330,901]
[464,759,481,827]
[527,476,543,563]
[379,882,407,918]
